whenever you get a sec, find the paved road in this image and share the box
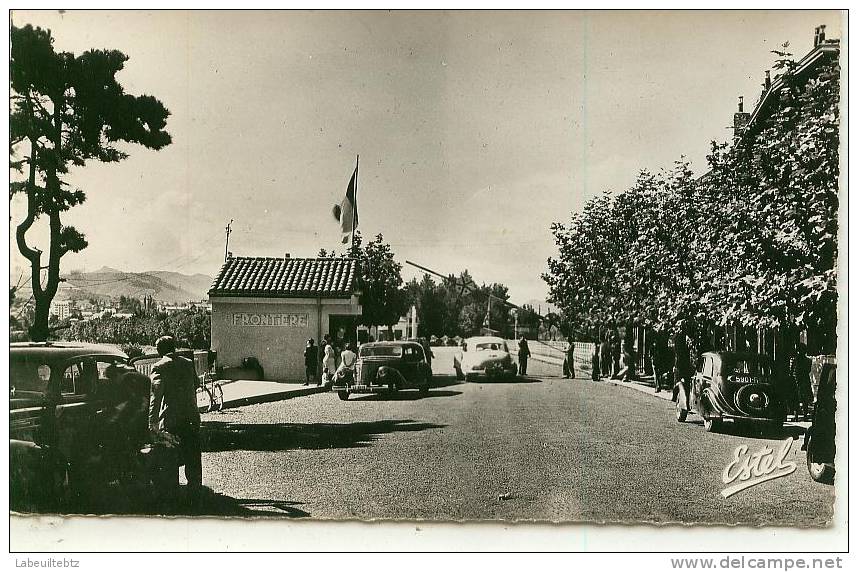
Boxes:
[193,349,834,524]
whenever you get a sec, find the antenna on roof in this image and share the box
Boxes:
[224,219,234,262]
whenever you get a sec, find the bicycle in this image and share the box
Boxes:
[196,371,224,413]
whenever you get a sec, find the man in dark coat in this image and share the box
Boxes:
[149,336,202,492]
[652,330,674,393]
[563,342,576,378]
[672,320,694,403]
[610,332,621,378]
[789,342,813,421]
[303,338,318,386]
[517,337,531,376]
[600,333,611,378]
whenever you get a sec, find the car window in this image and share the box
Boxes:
[406,346,425,361]
[359,345,403,358]
[702,357,714,378]
[10,355,52,394]
[61,357,119,396]
[725,356,772,376]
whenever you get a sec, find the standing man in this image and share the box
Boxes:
[790,342,813,421]
[518,336,531,376]
[600,332,611,378]
[652,330,674,393]
[672,320,694,404]
[591,343,601,381]
[611,331,621,378]
[149,336,202,496]
[303,338,318,386]
[563,342,575,379]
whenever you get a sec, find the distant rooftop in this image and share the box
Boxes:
[208,256,358,298]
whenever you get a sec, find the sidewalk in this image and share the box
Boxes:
[201,379,328,412]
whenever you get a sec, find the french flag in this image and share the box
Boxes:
[332,156,359,244]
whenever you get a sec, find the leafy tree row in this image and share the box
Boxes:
[544,55,839,351]
[62,308,211,350]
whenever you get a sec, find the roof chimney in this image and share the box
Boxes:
[284,252,290,259]
[227,251,233,259]
[814,26,820,47]
[765,70,771,90]
[733,96,751,140]
[819,24,826,44]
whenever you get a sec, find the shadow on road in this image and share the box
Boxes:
[430,375,464,388]
[684,418,807,440]
[466,376,542,384]
[188,492,312,517]
[352,389,462,401]
[201,418,446,452]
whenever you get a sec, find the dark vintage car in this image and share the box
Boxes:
[332,341,432,400]
[10,342,167,512]
[803,359,836,484]
[675,351,787,433]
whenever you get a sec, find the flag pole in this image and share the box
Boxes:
[352,154,359,254]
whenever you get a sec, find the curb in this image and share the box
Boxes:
[603,378,674,402]
[202,385,328,412]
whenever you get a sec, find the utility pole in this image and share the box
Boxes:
[224,219,233,262]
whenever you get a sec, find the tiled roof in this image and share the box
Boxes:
[209,257,358,298]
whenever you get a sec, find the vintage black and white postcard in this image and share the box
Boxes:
[7,8,847,554]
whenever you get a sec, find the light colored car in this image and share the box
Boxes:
[453,336,517,381]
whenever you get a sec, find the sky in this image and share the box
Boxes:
[9,9,844,304]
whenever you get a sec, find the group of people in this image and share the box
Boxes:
[588,330,637,382]
[96,335,205,506]
[303,336,358,386]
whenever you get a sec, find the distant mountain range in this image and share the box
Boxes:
[11,266,215,304]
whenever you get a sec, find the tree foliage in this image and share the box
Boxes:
[10,24,171,341]
[544,55,839,349]
[63,308,211,350]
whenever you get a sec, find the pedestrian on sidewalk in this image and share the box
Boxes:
[610,331,621,378]
[322,337,336,386]
[517,337,531,376]
[672,320,694,403]
[621,333,636,382]
[789,342,813,421]
[652,330,674,393]
[600,332,611,378]
[303,338,318,386]
[591,344,600,381]
[563,342,575,379]
[148,335,202,498]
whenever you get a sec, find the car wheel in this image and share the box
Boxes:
[806,437,835,484]
[337,391,349,401]
[703,417,721,433]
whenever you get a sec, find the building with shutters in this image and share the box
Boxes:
[208,255,362,381]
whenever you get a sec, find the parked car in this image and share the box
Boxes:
[803,359,836,484]
[10,342,173,512]
[675,351,787,433]
[453,336,517,381]
[11,342,126,510]
[332,341,432,400]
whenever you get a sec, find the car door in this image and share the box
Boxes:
[10,356,52,445]
[399,346,423,386]
[54,356,117,464]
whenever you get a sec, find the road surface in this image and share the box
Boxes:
[192,348,834,525]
